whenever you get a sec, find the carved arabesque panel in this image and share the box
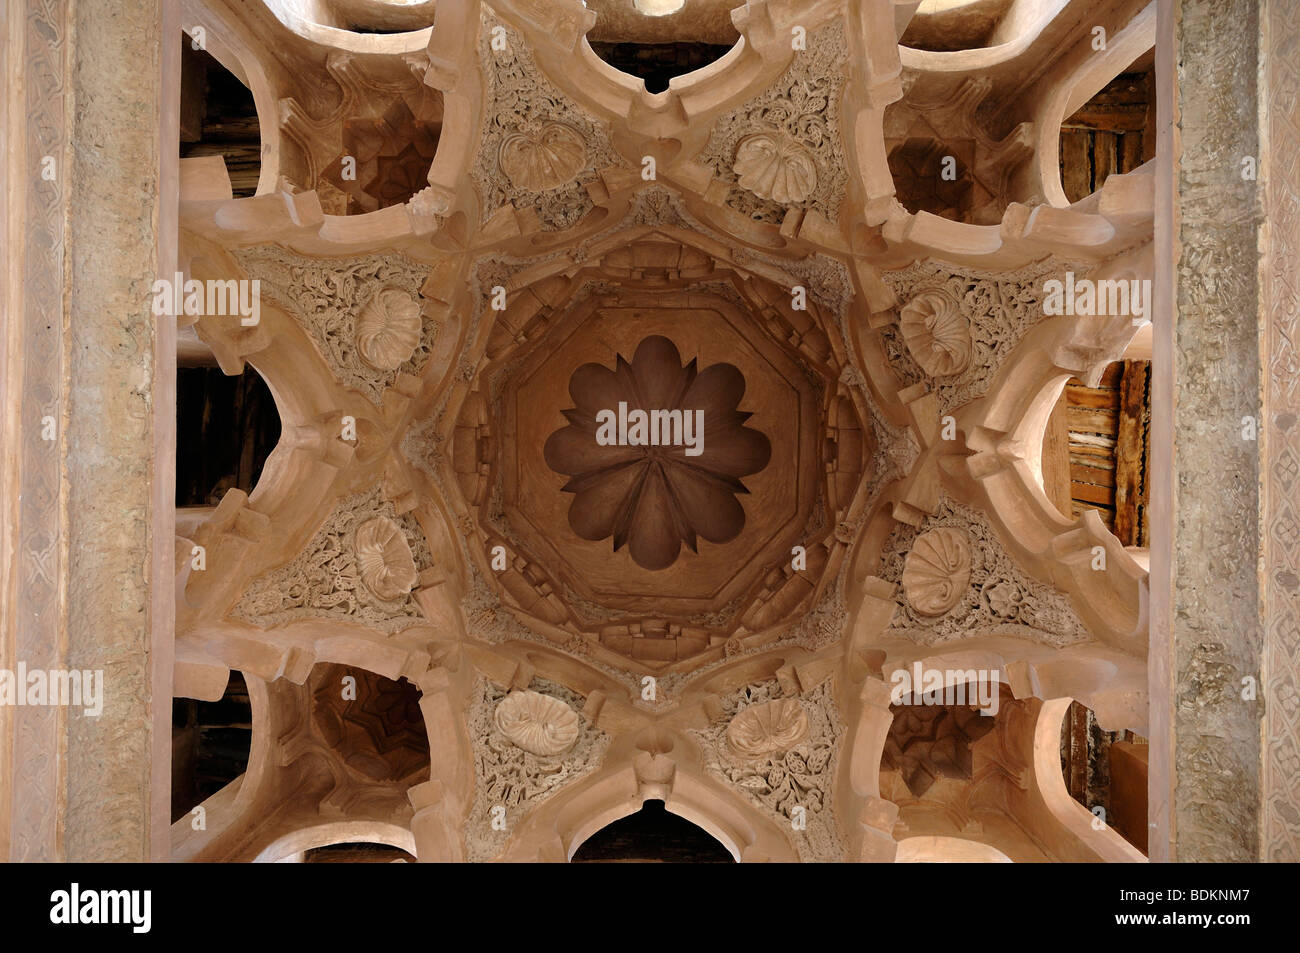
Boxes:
[472,10,625,230]
[700,22,849,225]
[880,497,1091,646]
[878,257,1085,414]
[233,487,432,632]
[466,677,609,861]
[691,679,844,861]
[234,246,436,404]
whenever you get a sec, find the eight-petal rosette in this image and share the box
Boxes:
[543,335,772,571]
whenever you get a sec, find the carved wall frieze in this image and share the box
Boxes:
[878,257,1085,414]
[233,487,432,632]
[880,497,1091,647]
[233,246,436,403]
[700,22,849,225]
[472,12,625,230]
[467,677,608,861]
[691,679,844,861]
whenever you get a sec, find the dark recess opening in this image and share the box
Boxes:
[304,842,416,862]
[175,366,281,507]
[588,42,736,94]
[180,33,262,197]
[570,799,735,862]
[172,672,251,822]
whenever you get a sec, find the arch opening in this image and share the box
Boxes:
[570,799,736,863]
[175,364,281,508]
[171,671,251,823]
[179,32,261,197]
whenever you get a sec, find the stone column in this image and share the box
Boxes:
[1153,0,1299,862]
[0,0,174,861]
[1258,0,1300,863]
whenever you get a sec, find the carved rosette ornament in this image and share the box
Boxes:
[499,122,587,192]
[356,288,422,370]
[898,288,971,377]
[726,698,810,757]
[901,527,971,617]
[354,517,419,602]
[733,132,818,204]
[494,690,581,756]
[543,335,772,571]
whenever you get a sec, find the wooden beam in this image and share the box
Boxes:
[1114,360,1150,546]
[1094,130,1117,191]
[1060,129,1092,203]
[1042,390,1073,518]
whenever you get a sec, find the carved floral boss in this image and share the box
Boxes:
[543,336,771,571]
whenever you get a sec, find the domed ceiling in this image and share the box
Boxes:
[175,0,1156,863]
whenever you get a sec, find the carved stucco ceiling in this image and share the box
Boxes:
[454,265,862,665]
[542,335,772,571]
[178,0,1155,862]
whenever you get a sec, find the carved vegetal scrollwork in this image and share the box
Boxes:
[472,14,624,230]
[879,258,1085,413]
[499,122,587,192]
[901,527,971,617]
[234,488,431,632]
[734,132,818,204]
[882,497,1090,646]
[233,246,435,403]
[467,678,608,861]
[494,690,580,756]
[726,697,810,756]
[691,680,844,862]
[700,22,848,225]
[898,288,971,377]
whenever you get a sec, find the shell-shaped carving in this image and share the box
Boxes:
[733,133,818,204]
[354,517,418,602]
[726,698,809,757]
[494,690,580,756]
[902,527,971,617]
[899,289,971,377]
[500,123,587,192]
[356,288,421,370]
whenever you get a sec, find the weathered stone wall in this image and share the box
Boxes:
[1167,0,1263,862]
[0,0,172,861]
[1259,0,1300,862]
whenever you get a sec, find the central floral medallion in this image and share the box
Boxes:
[543,335,771,571]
